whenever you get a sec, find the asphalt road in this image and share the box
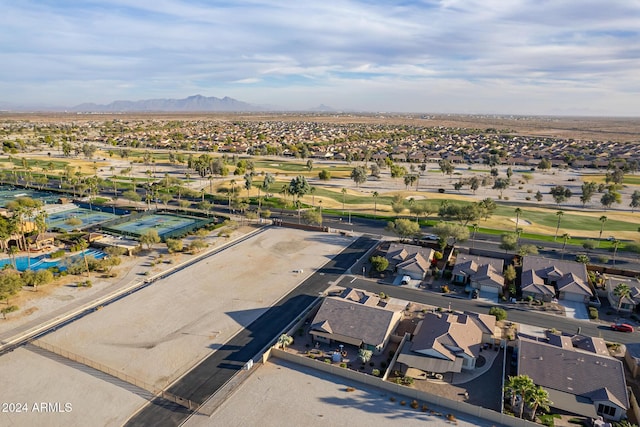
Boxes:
[347,277,640,344]
[125,234,377,427]
[315,213,640,272]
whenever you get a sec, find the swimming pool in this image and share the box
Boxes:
[0,249,106,272]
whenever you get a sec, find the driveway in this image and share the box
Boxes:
[558,300,590,321]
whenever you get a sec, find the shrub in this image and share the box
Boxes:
[411,400,419,409]
[438,188,445,193]
[588,307,598,319]
[372,369,381,377]
[441,285,450,294]
[340,363,347,368]
[489,307,507,321]
[49,249,66,259]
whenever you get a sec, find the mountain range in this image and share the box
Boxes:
[70,94,266,112]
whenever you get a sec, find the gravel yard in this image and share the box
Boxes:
[184,358,504,427]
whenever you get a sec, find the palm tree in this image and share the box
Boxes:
[471,223,479,248]
[310,186,316,206]
[561,233,571,260]
[614,282,631,312]
[229,179,237,213]
[598,215,608,247]
[504,375,535,419]
[612,238,620,266]
[341,188,347,216]
[278,334,293,351]
[554,211,564,241]
[77,238,90,278]
[527,385,552,421]
[514,208,522,232]
[372,191,379,219]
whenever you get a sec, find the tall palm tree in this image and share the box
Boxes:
[614,282,631,312]
[612,238,620,266]
[310,186,316,206]
[514,207,522,231]
[341,188,347,216]
[598,215,608,247]
[554,211,564,241]
[527,386,552,421]
[372,191,379,219]
[561,233,571,260]
[471,223,479,248]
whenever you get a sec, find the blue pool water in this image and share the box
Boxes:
[0,249,106,272]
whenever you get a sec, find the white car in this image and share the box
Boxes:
[422,234,439,241]
[401,275,412,285]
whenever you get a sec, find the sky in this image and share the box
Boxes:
[1,0,639,116]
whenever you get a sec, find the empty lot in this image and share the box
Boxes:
[1,228,353,426]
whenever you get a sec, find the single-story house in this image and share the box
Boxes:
[385,243,434,281]
[624,343,640,379]
[27,232,56,251]
[606,276,640,313]
[309,288,404,354]
[521,256,592,302]
[396,311,497,376]
[451,255,505,295]
[518,333,628,421]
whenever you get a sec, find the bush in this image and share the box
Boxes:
[372,369,381,377]
[489,307,507,321]
[370,255,389,273]
[438,188,445,193]
[49,249,66,259]
[589,307,599,320]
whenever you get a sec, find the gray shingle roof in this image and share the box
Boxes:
[518,335,628,411]
[310,296,401,348]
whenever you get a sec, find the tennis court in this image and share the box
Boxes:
[47,208,117,231]
[0,186,60,207]
[105,213,202,239]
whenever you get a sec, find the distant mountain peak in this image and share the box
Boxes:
[71,95,265,112]
[309,104,336,112]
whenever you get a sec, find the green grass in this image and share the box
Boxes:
[0,158,69,170]
[495,205,636,231]
[253,161,311,173]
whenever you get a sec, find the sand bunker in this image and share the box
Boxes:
[510,218,532,226]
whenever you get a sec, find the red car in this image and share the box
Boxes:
[611,323,634,332]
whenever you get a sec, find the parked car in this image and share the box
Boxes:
[422,234,439,241]
[611,323,634,332]
[401,275,412,285]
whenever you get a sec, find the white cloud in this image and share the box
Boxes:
[1,0,639,115]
